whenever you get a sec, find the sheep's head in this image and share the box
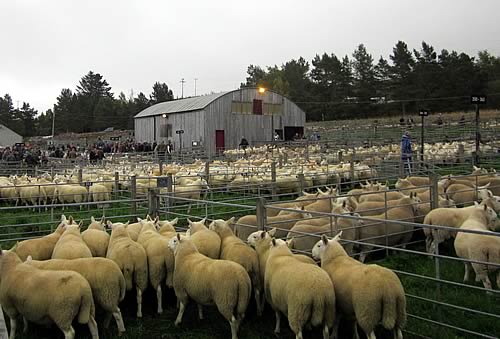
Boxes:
[187,218,206,234]
[156,218,178,232]
[168,233,189,254]
[208,217,235,235]
[247,228,276,248]
[312,231,343,260]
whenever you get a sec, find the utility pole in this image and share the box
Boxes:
[419,110,429,163]
[51,110,56,142]
[471,95,487,165]
[180,78,186,99]
[194,78,198,96]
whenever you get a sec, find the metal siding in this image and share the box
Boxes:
[0,124,23,146]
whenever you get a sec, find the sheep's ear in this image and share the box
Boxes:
[137,217,143,222]
[106,220,113,227]
[474,201,480,207]
[10,242,17,252]
[333,230,343,241]
[271,238,277,247]
[228,216,235,224]
[26,255,32,262]
[100,216,105,224]
[484,204,488,211]
[321,234,328,245]
[68,216,74,224]
[187,219,193,225]
[124,221,129,226]
[154,216,159,223]
[171,218,179,225]
[488,191,493,198]
[200,217,206,225]
[176,233,181,241]
[78,220,83,227]
[268,228,277,237]
[286,238,294,249]
[342,200,346,208]
[260,231,267,239]
[91,216,96,223]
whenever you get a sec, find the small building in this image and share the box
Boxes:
[133,88,306,154]
[0,124,22,147]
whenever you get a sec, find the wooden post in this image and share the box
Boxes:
[458,144,465,164]
[78,168,83,185]
[271,161,277,200]
[283,152,288,165]
[349,159,355,187]
[205,161,210,185]
[158,159,163,176]
[256,197,267,231]
[148,188,159,218]
[297,173,305,195]
[130,175,137,219]
[114,171,119,200]
[338,151,343,163]
[429,173,439,210]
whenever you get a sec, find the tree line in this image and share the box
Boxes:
[243,41,500,120]
[0,71,174,137]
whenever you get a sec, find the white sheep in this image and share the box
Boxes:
[0,250,98,339]
[187,218,221,259]
[209,218,262,316]
[168,234,251,339]
[106,222,148,318]
[312,232,406,339]
[52,223,93,260]
[82,216,110,257]
[26,256,126,335]
[265,237,335,339]
[454,203,499,291]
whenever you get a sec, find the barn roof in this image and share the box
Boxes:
[134,91,230,118]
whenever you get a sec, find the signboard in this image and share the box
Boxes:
[471,95,487,104]
[175,130,185,134]
[156,176,170,188]
[84,181,93,187]
[109,136,121,141]
[419,110,429,117]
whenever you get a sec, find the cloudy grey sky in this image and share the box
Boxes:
[1,0,499,112]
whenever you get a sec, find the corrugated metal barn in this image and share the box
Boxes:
[0,124,22,147]
[134,88,306,154]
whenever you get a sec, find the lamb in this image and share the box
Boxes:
[265,237,335,339]
[423,197,500,253]
[454,204,499,291]
[11,215,70,261]
[52,223,93,260]
[136,217,174,314]
[26,256,126,335]
[187,218,221,259]
[0,250,98,339]
[168,234,251,339]
[82,216,110,257]
[106,223,148,318]
[312,232,406,339]
[53,184,88,210]
[209,218,262,316]
[247,228,316,312]
[89,182,111,205]
[445,183,491,206]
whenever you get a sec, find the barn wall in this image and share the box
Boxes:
[0,124,23,147]
[134,117,155,143]
[204,88,305,154]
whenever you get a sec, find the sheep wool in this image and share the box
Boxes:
[82,216,110,257]
[265,238,335,339]
[168,234,251,339]
[209,218,262,316]
[52,224,93,260]
[312,233,406,339]
[187,218,221,259]
[0,250,98,339]
[26,256,126,334]
[107,223,148,318]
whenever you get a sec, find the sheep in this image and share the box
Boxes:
[157,217,179,239]
[136,217,174,314]
[125,221,144,241]
[312,232,406,339]
[106,222,148,318]
[168,234,251,339]
[26,256,126,335]
[423,197,500,254]
[209,218,262,316]
[265,187,336,217]
[11,215,71,261]
[247,228,316,312]
[52,223,93,260]
[454,204,499,291]
[18,182,47,211]
[187,218,221,259]
[355,193,422,217]
[358,190,407,203]
[265,237,335,339]
[89,182,111,205]
[287,203,361,255]
[235,208,311,241]
[53,184,88,210]
[81,216,110,257]
[0,250,98,339]
[446,183,491,206]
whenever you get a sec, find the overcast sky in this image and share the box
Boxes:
[1,0,499,113]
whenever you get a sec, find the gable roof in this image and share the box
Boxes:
[134,91,229,118]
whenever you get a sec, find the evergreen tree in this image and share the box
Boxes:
[150,82,174,104]
[352,44,376,101]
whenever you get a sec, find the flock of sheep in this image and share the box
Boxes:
[0,164,499,339]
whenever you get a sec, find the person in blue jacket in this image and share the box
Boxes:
[401,131,412,175]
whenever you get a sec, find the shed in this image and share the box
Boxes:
[133,88,306,154]
[0,124,23,147]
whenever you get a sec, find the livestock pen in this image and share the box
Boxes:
[1,154,500,338]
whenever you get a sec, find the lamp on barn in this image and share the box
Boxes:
[258,87,266,94]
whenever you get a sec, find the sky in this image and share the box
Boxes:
[1,0,499,113]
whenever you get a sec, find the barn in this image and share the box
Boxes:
[133,88,306,155]
[0,124,22,147]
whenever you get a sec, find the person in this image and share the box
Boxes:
[399,117,405,126]
[166,140,174,162]
[459,115,466,126]
[437,113,443,126]
[155,141,167,157]
[274,131,279,141]
[239,137,249,150]
[401,131,413,175]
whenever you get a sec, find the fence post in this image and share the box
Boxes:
[349,159,355,188]
[305,139,310,162]
[283,152,288,165]
[130,175,137,218]
[457,144,465,164]
[256,197,267,231]
[338,151,343,163]
[158,159,163,176]
[165,174,173,218]
[297,173,305,195]
[78,168,83,185]
[271,161,277,200]
[114,172,119,200]
[205,161,210,185]
[278,155,283,168]
[148,188,159,218]
[429,173,439,210]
